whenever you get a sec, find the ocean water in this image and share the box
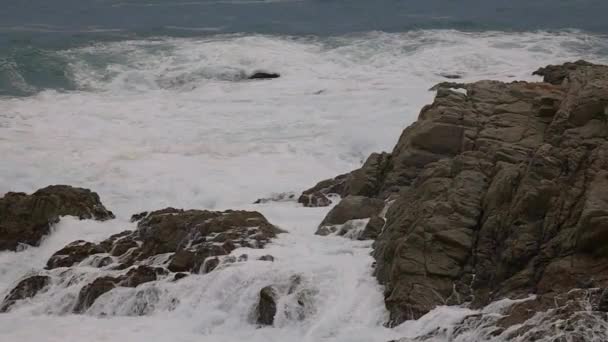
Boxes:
[1,1,608,341]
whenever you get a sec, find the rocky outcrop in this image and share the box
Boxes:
[0,275,50,312]
[0,185,114,251]
[4,208,283,314]
[302,61,608,332]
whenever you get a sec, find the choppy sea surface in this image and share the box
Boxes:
[1,1,608,341]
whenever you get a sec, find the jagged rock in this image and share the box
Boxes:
[303,61,608,328]
[0,275,50,312]
[248,72,280,80]
[257,286,278,325]
[0,185,114,251]
[315,195,384,235]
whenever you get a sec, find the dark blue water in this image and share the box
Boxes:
[1,0,607,96]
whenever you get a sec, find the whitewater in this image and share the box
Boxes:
[1,30,608,342]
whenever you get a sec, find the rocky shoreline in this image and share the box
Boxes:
[1,61,607,340]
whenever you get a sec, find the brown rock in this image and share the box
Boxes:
[0,185,114,251]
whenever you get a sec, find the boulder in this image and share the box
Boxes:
[0,185,114,251]
[0,275,50,312]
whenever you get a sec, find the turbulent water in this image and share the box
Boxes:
[2,1,608,341]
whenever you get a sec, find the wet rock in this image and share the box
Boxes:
[46,240,106,269]
[0,275,50,312]
[73,266,162,313]
[253,192,295,204]
[130,211,148,222]
[248,72,280,80]
[0,185,114,251]
[256,286,278,325]
[297,191,331,207]
[303,61,608,328]
[202,257,220,274]
[173,273,188,281]
[49,208,282,274]
[299,152,393,207]
[316,195,384,235]
[258,255,275,262]
[359,215,385,240]
[74,276,117,313]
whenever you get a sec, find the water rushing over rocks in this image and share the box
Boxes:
[2,60,608,342]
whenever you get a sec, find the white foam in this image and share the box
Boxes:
[1,30,607,342]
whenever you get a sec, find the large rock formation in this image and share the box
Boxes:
[302,61,608,331]
[0,185,114,251]
[1,208,283,313]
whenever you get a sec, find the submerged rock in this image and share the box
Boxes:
[301,61,608,329]
[0,275,51,312]
[0,185,114,251]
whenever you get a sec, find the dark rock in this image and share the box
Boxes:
[297,191,331,207]
[0,185,114,251]
[202,257,220,274]
[256,286,278,325]
[46,240,106,269]
[173,273,188,281]
[258,255,275,262]
[0,275,50,312]
[298,152,393,207]
[253,192,295,204]
[248,72,280,80]
[119,266,159,287]
[74,276,117,313]
[130,211,148,222]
